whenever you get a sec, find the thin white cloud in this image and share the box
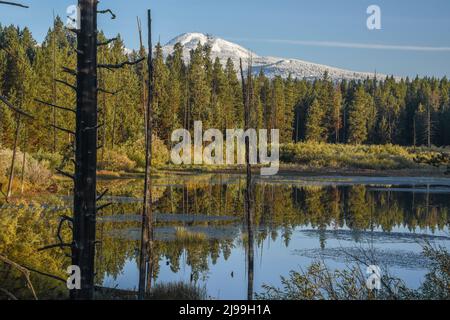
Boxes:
[227,37,450,52]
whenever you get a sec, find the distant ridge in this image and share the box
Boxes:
[161,32,391,81]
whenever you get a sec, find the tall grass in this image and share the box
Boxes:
[0,147,52,189]
[281,142,445,170]
[175,227,207,244]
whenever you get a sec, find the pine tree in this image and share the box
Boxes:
[188,43,211,129]
[224,58,242,128]
[327,86,342,143]
[210,57,227,130]
[305,98,326,142]
[283,74,296,141]
[347,86,369,144]
[149,42,169,141]
[166,42,186,130]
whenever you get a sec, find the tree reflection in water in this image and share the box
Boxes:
[1,174,449,299]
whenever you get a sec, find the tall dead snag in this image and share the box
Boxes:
[138,9,154,300]
[0,96,33,201]
[239,58,254,301]
[71,0,99,300]
[137,17,148,141]
[52,12,57,153]
[6,114,21,199]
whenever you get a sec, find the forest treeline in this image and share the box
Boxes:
[1,17,450,159]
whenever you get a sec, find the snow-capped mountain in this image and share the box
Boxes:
[161,32,387,81]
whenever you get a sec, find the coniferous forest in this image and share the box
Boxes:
[1,1,450,304]
[1,18,450,156]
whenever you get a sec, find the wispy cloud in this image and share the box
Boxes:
[227,38,450,52]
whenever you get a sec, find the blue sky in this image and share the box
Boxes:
[1,0,449,77]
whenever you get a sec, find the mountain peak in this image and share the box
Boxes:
[163,33,386,81]
[164,32,256,63]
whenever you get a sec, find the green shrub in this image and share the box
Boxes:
[280,142,439,170]
[0,148,52,187]
[98,150,136,172]
[32,150,63,170]
[120,135,169,168]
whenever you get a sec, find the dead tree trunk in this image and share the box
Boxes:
[0,95,32,200]
[137,17,148,142]
[52,13,57,153]
[6,113,21,199]
[239,58,254,301]
[71,0,98,300]
[427,104,431,148]
[20,128,27,194]
[138,9,154,300]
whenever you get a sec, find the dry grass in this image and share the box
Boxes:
[281,142,447,170]
[0,147,52,190]
[175,227,207,243]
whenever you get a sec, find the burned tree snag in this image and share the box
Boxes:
[138,9,154,300]
[71,0,99,300]
[6,113,21,199]
[52,12,57,153]
[239,58,254,301]
[20,128,27,194]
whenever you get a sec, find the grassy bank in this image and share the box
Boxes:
[0,147,54,196]
[161,143,449,175]
[281,143,448,171]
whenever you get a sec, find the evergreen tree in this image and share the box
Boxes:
[347,86,369,144]
[305,98,326,142]
[188,43,211,129]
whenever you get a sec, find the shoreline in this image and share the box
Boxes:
[95,165,449,180]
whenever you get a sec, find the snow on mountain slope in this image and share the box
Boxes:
[162,33,387,81]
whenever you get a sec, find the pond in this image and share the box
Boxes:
[1,173,450,300]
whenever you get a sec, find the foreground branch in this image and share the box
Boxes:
[0,255,37,300]
[97,9,116,19]
[97,37,118,47]
[0,95,34,118]
[35,98,76,114]
[98,57,145,70]
[0,1,29,8]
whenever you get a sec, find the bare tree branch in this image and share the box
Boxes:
[97,202,112,212]
[0,255,37,300]
[62,66,78,77]
[97,9,116,19]
[97,37,118,47]
[0,1,28,8]
[97,189,109,202]
[48,124,75,136]
[0,287,18,300]
[35,98,76,114]
[98,57,145,70]
[55,168,75,181]
[55,79,77,91]
[97,87,121,95]
[0,95,34,119]
[37,243,73,252]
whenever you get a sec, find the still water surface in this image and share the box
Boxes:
[97,174,450,299]
[1,174,450,299]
